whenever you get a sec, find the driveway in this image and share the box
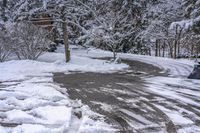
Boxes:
[54,59,200,133]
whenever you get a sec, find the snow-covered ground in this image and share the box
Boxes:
[0,45,199,132]
[0,47,129,133]
[145,76,200,133]
[72,46,195,77]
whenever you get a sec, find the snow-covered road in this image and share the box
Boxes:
[0,46,199,133]
[58,46,200,132]
[54,58,200,133]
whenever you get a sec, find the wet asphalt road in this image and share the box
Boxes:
[53,59,200,133]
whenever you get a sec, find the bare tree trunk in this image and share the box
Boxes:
[174,25,183,59]
[162,41,166,57]
[170,47,173,58]
[155,39,158,57]
[113,49,116,60]
[149,48,151,56]
[174,40,177,59]
[158,42,161,57]
[168,40,173,58]
[191,44,194,57]
[62,18,70,62]
[177,43,180,57]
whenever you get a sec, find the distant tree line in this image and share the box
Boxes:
[0,0,200,62]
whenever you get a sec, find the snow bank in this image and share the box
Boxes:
[73,47,194,77]
[0,52,128,82]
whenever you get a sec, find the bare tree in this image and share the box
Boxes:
[13,0,98,62]
[169,24,184,58]
[0,30,12,62]
[181,32,200,58]
[11,22,51,60]
[87,11,128,60]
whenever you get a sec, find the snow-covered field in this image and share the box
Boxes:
[0,45,199,132]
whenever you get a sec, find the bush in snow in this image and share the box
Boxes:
[11,22,51,60]
[0,30,13,62]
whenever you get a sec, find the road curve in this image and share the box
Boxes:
[54,59,200,133]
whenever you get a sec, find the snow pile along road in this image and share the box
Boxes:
[72,47,194,76]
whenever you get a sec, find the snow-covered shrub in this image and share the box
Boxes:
[0,30,12,62]
[11,22,51,60]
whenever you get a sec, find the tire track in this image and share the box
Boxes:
[53,59,198,132]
